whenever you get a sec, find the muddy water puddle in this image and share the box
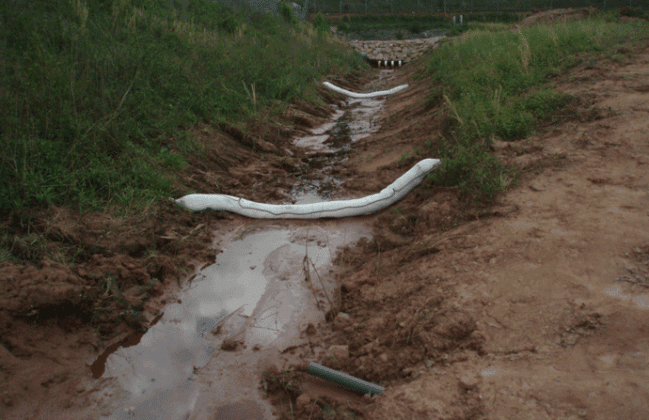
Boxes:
[290,81,389,204]
[293,97,384,155]
[91,221,371,420]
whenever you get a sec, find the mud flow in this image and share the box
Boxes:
[291,76,389,204]
[87,221,371,419]
[81,75,400,419]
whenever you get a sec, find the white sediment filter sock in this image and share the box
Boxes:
[174,159,441,219]
[322,81,408,98]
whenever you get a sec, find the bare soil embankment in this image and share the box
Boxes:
[263,20,649,420]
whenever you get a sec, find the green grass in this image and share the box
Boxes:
[334,12,524,33]
[312,0,648,14]
[0,0,366,216]
[332,11,526,39]
[418,15,649,204]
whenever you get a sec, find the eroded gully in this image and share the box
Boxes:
[73,69,402,420]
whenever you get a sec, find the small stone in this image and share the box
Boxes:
[529,181,544,192]
[305,323,317,336]
[220,339,240,351]
[458,374,479,390]
[123,291,143,308]
[378,353,389,363]
[491,138,510,151]
[328,345,349,361]
[336,313,350,324]
[390,215,411,234]
[296,393,311,410]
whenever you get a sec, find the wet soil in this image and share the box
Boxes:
[2,12,649,420]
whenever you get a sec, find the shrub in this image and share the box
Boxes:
[279,0,298,25]
[313,12,329,34]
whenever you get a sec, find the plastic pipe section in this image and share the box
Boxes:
[174,159,440,219]
[379,60,402,68]
[307,362,385,396]
[322,81,408,99]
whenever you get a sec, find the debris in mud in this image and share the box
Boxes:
[263,365,373,420]
[307,362,385,396]
[220,339,243,351]
[617,243,649,287]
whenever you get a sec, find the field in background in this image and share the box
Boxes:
[328,11,527,38]
[310,0,648,15]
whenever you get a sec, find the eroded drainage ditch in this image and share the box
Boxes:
[87,70,399,420]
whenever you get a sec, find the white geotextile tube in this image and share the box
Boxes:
[323,81,408,98]
[174,158,441,219]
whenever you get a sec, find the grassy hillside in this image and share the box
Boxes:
[0,0,365,215]
[418,11,649,203]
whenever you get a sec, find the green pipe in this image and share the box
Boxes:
[306,362,385,396]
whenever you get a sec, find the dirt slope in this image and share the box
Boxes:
[279,34,649,420]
